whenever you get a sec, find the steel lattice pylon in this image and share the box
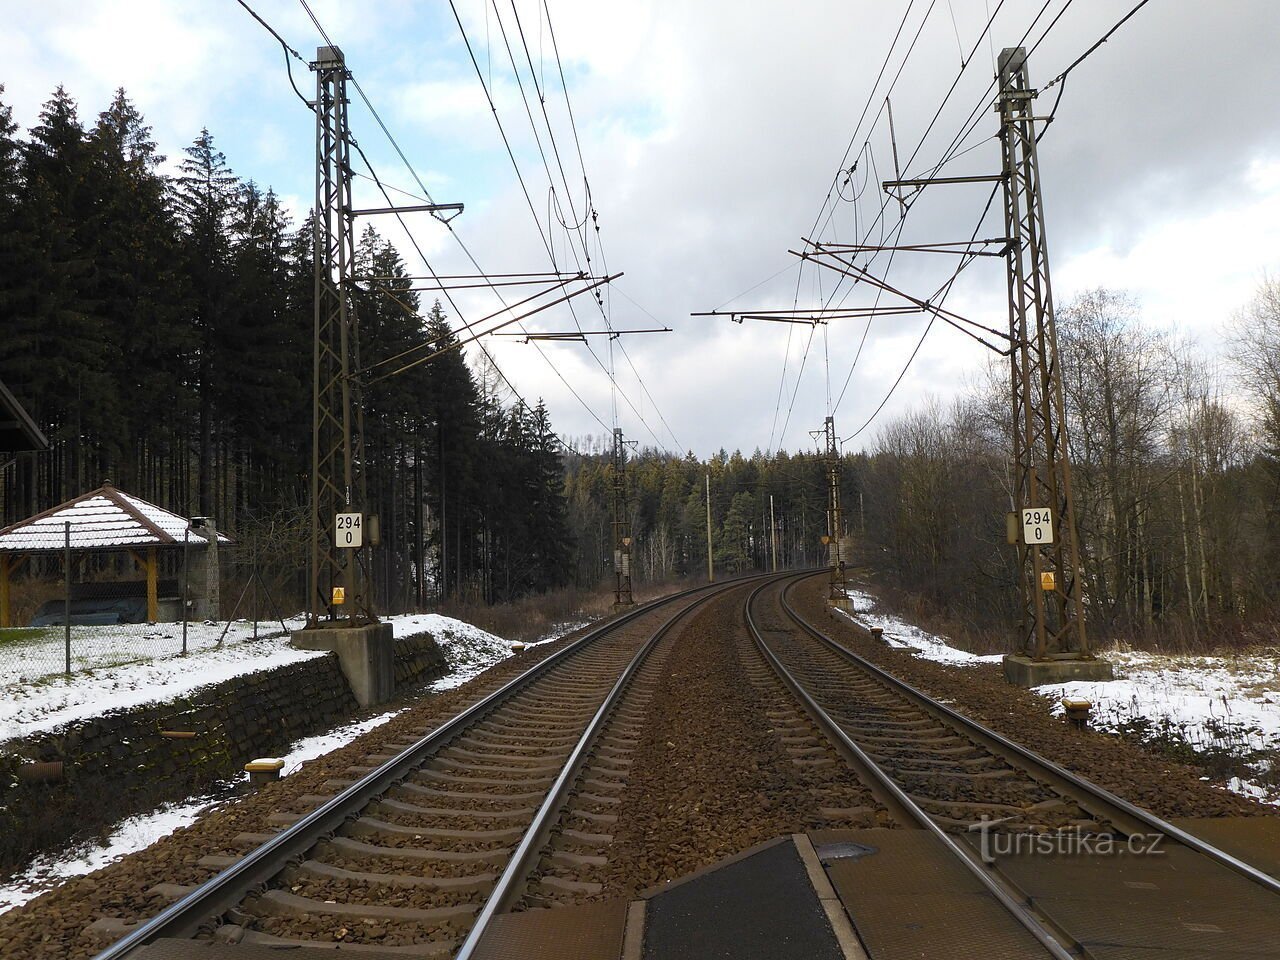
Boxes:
[308,45,373,625]
[814,416,845,599]
[998,47,1088,660]
[611,428,635,606]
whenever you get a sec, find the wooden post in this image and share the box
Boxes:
[0,554,10,628]
[146,546,158,623]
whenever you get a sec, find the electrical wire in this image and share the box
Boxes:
[450,0,676,452]
[298,0,632,447]
[240,0,600,451]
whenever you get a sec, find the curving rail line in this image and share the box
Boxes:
[95,574,778,960]
[745,572,1280,959]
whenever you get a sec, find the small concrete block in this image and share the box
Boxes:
[245,757,285,786]
[244,758,285,772]
[1002,654,1114,687]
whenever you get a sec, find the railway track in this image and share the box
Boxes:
[92,574,773,960]
[746,573,1280,958]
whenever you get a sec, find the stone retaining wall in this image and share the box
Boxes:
[0,632,446,873]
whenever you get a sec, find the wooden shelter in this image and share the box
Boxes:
[0,482,230,627]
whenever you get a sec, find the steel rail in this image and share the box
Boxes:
[776,574,1280,899]
[95,574,770,960]
[744,575,1076,960]
[456,574,773,958]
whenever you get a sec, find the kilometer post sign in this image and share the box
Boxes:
[335,512,363,548]
[1022,508,1054,545]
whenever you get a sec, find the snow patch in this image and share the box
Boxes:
[0,706,408,916]
[274,708,407,776]
[0,613,598,915]
[1035,650,1280,803]
[0,793,221,914]
[1,624,323,741]
[838,590,1004,666]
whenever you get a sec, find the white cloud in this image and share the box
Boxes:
[6,0,1280,455]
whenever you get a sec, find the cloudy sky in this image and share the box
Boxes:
[5,0,1280,456]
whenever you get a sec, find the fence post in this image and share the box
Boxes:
[251,541,259,641]
[63,521,71,675]
[182,527,190,656]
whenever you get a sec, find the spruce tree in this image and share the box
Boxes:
[174,128,238,515]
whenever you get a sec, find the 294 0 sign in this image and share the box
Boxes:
[335,512,363,548]
[1022,508,1054,544]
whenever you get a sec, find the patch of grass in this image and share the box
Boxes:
[0,626,55,649]
[1110,713,1277,795]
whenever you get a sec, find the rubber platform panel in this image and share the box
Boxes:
[1172,815,1280,880]
[991,840,1280,956]
[816,828,1048,960]
[132,941,430,959]
[471,899,628,960]
[642,837,843,960]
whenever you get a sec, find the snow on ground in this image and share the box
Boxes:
[0,614,597,914]
[1,616,307,687]
[0,792,222,914]
[1036,651,1280,802]
[840,586,1280,804]
[1,628,324,742]
[0,706,407,915]
[1,613,594,743]
[420,616,593,693]
[391,614,516,693]
[838,590,1004,666]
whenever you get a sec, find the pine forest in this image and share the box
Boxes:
[3,84,1280,651]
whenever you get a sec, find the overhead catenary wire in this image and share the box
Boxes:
[804,0,1074,441]
[832,0,1154,444]
[297,0,635,447]
[448,0,678,453]
[508,0,682,451]
[238,0,602,451]
[841,181,1001,443]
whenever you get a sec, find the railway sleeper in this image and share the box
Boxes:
[536,874,604,897]
[440,745,565,766]
[245,888,478,924]
[347,816,525,843]
[885,766,1020,781]
[469,722,580,743]
[556,826,614,846]
[548,849,608,869]
[413,768,556,789]
[317,836,509,866]
[284,860,495,895]
[392,782,545,805]
[211,923,455,956]
[567,807,618,826]
[453,735,572,754]
[369,797,536,820]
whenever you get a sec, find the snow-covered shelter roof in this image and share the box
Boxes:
[0,483,232,553]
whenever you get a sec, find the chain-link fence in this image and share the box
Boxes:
[0,522,295,688]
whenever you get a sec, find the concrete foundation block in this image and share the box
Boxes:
[1002,654,1114,688]
[292,623,396,707]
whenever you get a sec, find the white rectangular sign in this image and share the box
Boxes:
[336,512,363,548]
[1022,508,1054,545]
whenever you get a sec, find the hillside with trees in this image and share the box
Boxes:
[2,83,1278,650]
[0,84,571,609]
